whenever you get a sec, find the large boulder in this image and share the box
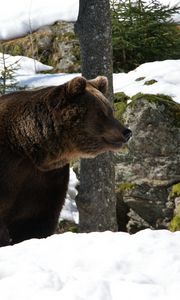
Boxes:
[115,93,180,233]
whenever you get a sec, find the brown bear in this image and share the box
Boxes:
[0,76,131,247]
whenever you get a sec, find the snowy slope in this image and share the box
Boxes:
[1,54,179,103]
[0,53,53,74]
[0,0,179,41]
[9,57,179,103]
[113,59,180,103]
[0,229,180,300]
[0,0,79,40]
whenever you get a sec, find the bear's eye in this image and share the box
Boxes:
[97,110,107,120]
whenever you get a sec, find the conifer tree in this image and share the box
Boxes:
[111,0,180,71]
[0,49,19,95]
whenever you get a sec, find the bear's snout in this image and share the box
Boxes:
[122,128,132,142]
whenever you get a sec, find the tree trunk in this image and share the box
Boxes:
[75,0,118,232]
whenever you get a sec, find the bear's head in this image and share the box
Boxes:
[5,76,131,171]
[42,76,132,170]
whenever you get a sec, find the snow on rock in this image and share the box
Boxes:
[113,60,180,103]
[0,229,180,300]
[0,53,53,75]
[0,0,79,41]
[14,59,180,104]
[3,54,180,104]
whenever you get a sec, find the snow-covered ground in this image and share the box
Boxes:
[1,229,180,300]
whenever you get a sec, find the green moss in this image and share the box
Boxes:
[116,182,135,193]
[130,93,180,127]
[11,44,23,56]
[113,92,129,121]
[169,205,180,232]
[114,102,127,121]
[144,79,158,85]
[172,183,180,196]
[169,215,180,231]
[131,93,173,103]
[63,32,76,41]
[134,77,158,85]
[135,76,145,82]
[0,41,24,56]
[71,44,81,63]
[53,31,76,43]
[168,183,180,232]
[114,92,129,103]
[113,91,179,126]
[57,220,78,233]
[171,183,180,197]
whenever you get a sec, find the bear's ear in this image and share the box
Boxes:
[88,76,108,95]
[66,77,86,97]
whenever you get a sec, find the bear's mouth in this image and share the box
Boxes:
[103,137,123,148]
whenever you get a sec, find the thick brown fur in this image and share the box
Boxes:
[0,76,131,246]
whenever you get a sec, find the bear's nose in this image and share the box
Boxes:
[122,128,132,142]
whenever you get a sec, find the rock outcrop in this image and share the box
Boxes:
[115,93,180,233]
[0,21,80,73]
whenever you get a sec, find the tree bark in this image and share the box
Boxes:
[75,0,118,232]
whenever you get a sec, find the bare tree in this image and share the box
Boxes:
[75,0,118,232]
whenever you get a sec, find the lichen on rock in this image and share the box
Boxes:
[168,183,180,232]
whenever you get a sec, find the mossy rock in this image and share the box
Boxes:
[113,92,129,121]
[144,79,158,85]
[135,76,145,82]
[56,220,78,234]
[168,183,180,232]
[131,92,173,103]
[116,182,136,193]
[0,39,24,56]
[130,93,180,127]
[171,183,180,198]
[169,204,180,232]
[0,21,80,73]
[0,34,54,70]
[114,92,129,103]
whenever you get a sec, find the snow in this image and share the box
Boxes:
[0,53,53,75]
[0,229,180,300]
[60,168,79,224]
[0,0,79,40]
[17,72,81,89]
[0,0,179,41]
[113,59,180,103]
[4,56,178,103]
